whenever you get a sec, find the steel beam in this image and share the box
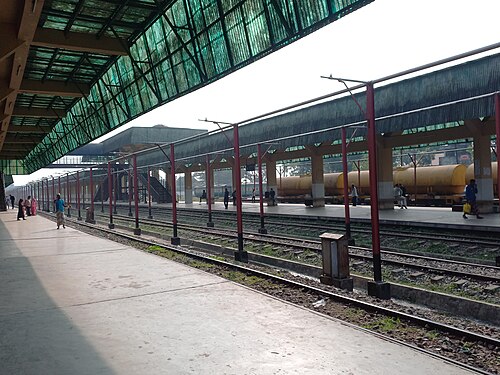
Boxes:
[32,28,128,56]
[19,80,89,97]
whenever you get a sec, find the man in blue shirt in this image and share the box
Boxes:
[54,193,66,229]
[463,179,483,219]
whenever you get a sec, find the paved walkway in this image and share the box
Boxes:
[0,210,476,374]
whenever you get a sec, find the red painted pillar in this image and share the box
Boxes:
[170,144,179,244]
[108,162,114,229]
[367,83,381,281]
[87,168,96,223]
[233,124,247,262]
[76,171,82,220]
[52,177,55,211]
[496,93,500,208]
[128,169,133,217]
[341,127,352,243]
[147,167,153,219]
[66,174,71,217]
[206,154,214,227]
[257,144,267,234]
[133,155,141,235]
[366,82,389,299]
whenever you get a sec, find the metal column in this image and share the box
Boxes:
[366,82,390,299]
[170,144,179,244]
[257,144,267,234]
[341,127,353,244]
[77,171,82,220]
[233,124,248,262]
[87,168,96,223]
[133,155,141,235]
[206,155,214,227]
[147,167,153,219]
[108,162,115,229]
[66,174,71,217]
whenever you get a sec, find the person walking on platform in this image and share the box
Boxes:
[224,188,230,209]
[463,179,483,219]
[232,190,237,206]
[55,193,67,229]
[17,199,26,221]
[252,188,256,203]
[350,184,359,206]
[10,194,15,209]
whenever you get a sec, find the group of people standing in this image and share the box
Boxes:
[7,195,37,221]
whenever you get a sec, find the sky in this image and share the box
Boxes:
[12,0,500,186]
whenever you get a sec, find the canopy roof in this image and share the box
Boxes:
[0,0,372,175]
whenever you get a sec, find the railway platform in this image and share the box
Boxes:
[176,201,500,232]
[0,210,476,375]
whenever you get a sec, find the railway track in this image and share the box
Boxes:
[99,212,500,285]
[42,212,500,375]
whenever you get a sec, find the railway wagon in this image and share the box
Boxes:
[277,163,498,205]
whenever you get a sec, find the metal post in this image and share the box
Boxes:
[52,177,55,211]
[233,124,248,262]
[413,154,417,204]
[257,144,267,234]
[101,180,104,213]
[206,154,214,227]
[77,171,82,220]
[128,169,133,217]
[87,168,95,223]
[170,144,179,244]
[496,93,500,211]
[341,127,353,244]
[366,82,390,299]
[133,155,141,235]
[113,172,118,214]
[58,176,61,196]
[108,162,115,229]
[147,167,153,219]
[66,174,71,217]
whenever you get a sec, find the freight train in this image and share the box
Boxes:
[277,163,498,206]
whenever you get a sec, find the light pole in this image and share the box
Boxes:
[321,76,390,299]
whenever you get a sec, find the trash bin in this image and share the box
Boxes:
[85,208,95,224]
[319,233,353,291]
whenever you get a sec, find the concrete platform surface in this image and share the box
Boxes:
[0,210,475,375]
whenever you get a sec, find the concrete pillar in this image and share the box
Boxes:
[311,154,325,207]
[184,170,193,204]
[266,159,277,194]
[377,136,394,210]
[473,134,494,212]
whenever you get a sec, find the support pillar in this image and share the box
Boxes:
[376,136,394,210]
[473,130,494,213]
[311,153,325,207]
[184,170,193,204]
[266,159,277,205]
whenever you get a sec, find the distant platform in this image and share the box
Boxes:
[0,211,475,374]
[163,201,500,232]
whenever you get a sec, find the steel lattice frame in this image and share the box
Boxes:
[20,0,373,174]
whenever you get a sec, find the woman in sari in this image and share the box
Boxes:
[31,197,37,216]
